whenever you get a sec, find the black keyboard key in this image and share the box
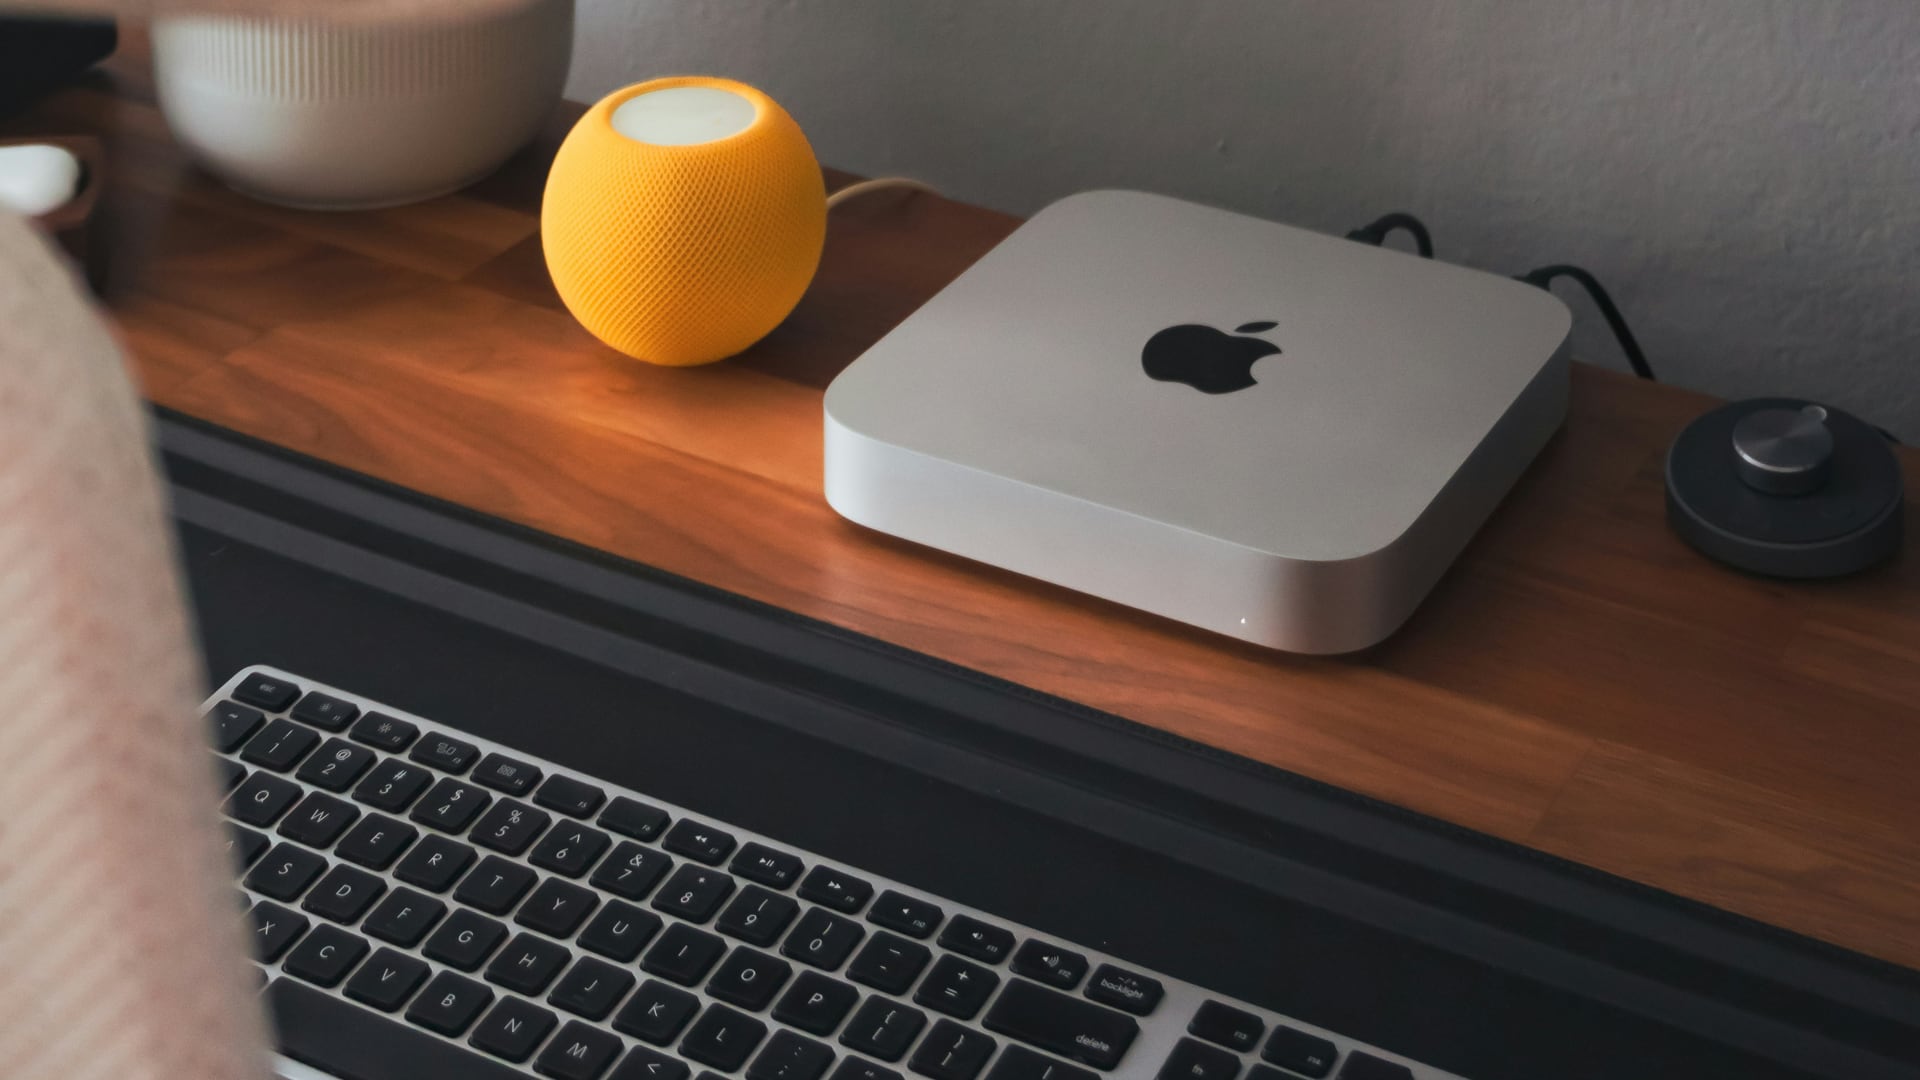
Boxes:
[1084,965,1162,1016]
[839,998,926,1063]
[354,758,434,812]
[709,946,793,1010]
[363,887,447,947]
[732,842,804,889]
[537,1020,625,1079]
[833,1059,905,1080]
[240,719,320,771]
[681,1003,768,1072]
[472,996,559,1064]
[1333,1055,1409,1080]
[344,947,430,1012]
[424,909,510,971]
[799,866,873,914]
[774,971,860,1035]
[592,841,673,900]
[394,833,476,892]
[614,979,700,1044]
[284,923,370,988]
[1011,940,1088,992]
[579,899,663,962]
[486,931,572,995]
[207,701,265,752]
[411,777,493,833]
[848,932,932,994]
[982,979,1139,1070]
[985,1046,1097,1080]
[641,923,728,986]
[653,864,736,922]
[270,977,531,1080]
[751,1030,837,1080]
[532,822,612,878]
[614,1045,692,1080]
[246,900,309,961]
[518,877,600,937]
[472,798,552,855]
[718,885,800,946]
[410,732,480,773]
[938,916,1014,966]
[213,755,246,792]
[869,892,942,939]
[277,791,361,847]
[234,672,301,711]
[600,796,670,841]
[663,819,737,864]
[783,907,866,971]
[245,843,327,901]
[296,737,377,791]
[551,956,636,1021]
[291,691,360,731]
[303,863,386,923]
[407,970,494,1036]
[473,752,542,796]
[1158,1039,1240,1080]
[909,1020,995,1080]
[336,813,419,870]
[1191,1002,1265,1054]
[913,956,998,1021]
[224,823,270,870]
[350,711,420,751]
[535,773,608,818]
[227,771,302,826]
[454,855,537,914]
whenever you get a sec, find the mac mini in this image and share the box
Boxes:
[823,190,1572,654]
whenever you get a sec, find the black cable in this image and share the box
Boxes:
[1517,264,1656,381]
[1345,213,1434,258]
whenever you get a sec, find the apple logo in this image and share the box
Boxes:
[1141,321,1280,394]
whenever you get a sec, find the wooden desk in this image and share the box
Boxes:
[12,47,1919,974]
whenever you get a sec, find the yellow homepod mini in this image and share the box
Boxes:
[542,77,827,366]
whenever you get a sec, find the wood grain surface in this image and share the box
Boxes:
[11,38,1918,973]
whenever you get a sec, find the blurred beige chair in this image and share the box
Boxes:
[0,4,519,1078]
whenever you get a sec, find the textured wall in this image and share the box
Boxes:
[568,0,1920,438]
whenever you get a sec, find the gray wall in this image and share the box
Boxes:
[568,1,1920,439]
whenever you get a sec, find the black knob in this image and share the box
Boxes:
[1732,405,1834,496]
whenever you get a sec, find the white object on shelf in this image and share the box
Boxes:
[152,0,574,210]
[0,143,82,217]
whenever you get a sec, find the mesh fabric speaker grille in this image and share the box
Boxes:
[541,77,828,366]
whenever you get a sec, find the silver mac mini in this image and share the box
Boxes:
[824,190,1572,654]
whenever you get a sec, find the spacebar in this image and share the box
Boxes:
[267,979,529,1080]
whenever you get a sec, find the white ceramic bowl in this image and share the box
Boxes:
[153,0,574,210]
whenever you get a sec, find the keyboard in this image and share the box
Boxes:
[211,666,1457,1080]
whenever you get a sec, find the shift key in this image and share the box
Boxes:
[983,979,1138,1070]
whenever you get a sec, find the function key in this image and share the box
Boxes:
[233,672,301,712]
[206,702,264,753]
[799,866,873,914]
[409,732,479,773]
[1011,940,1088,992]
[534,774,607,818]
[600,796,671,842]
[290,691,359,731]
[732,842,804,889]
[1156,1039,1240,1080]
[1260,1027,1339,1078]
[472,752,542,796]
[664,819,737,865]
[1085,964,1163,1016]
[1328,1054,1409,1080]
[868,891,942,939]
[1190,1001,1264,1054]
[349,711,419,751]
[937,916,1014,966]
[240,719,320,772]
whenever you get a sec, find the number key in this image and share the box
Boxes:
[295,737,376,792]
[591,841,672,900]
[652,865,736,922]
[717,885,800,946]
[781,908,865,971]
[470,798,551,856]
[408,777,491,833]
[352,758,432,812]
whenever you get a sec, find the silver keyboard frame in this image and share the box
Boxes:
[212,666,1464,1080]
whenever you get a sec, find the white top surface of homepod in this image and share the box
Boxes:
[0,143,81,217]
[611,86,757,146]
